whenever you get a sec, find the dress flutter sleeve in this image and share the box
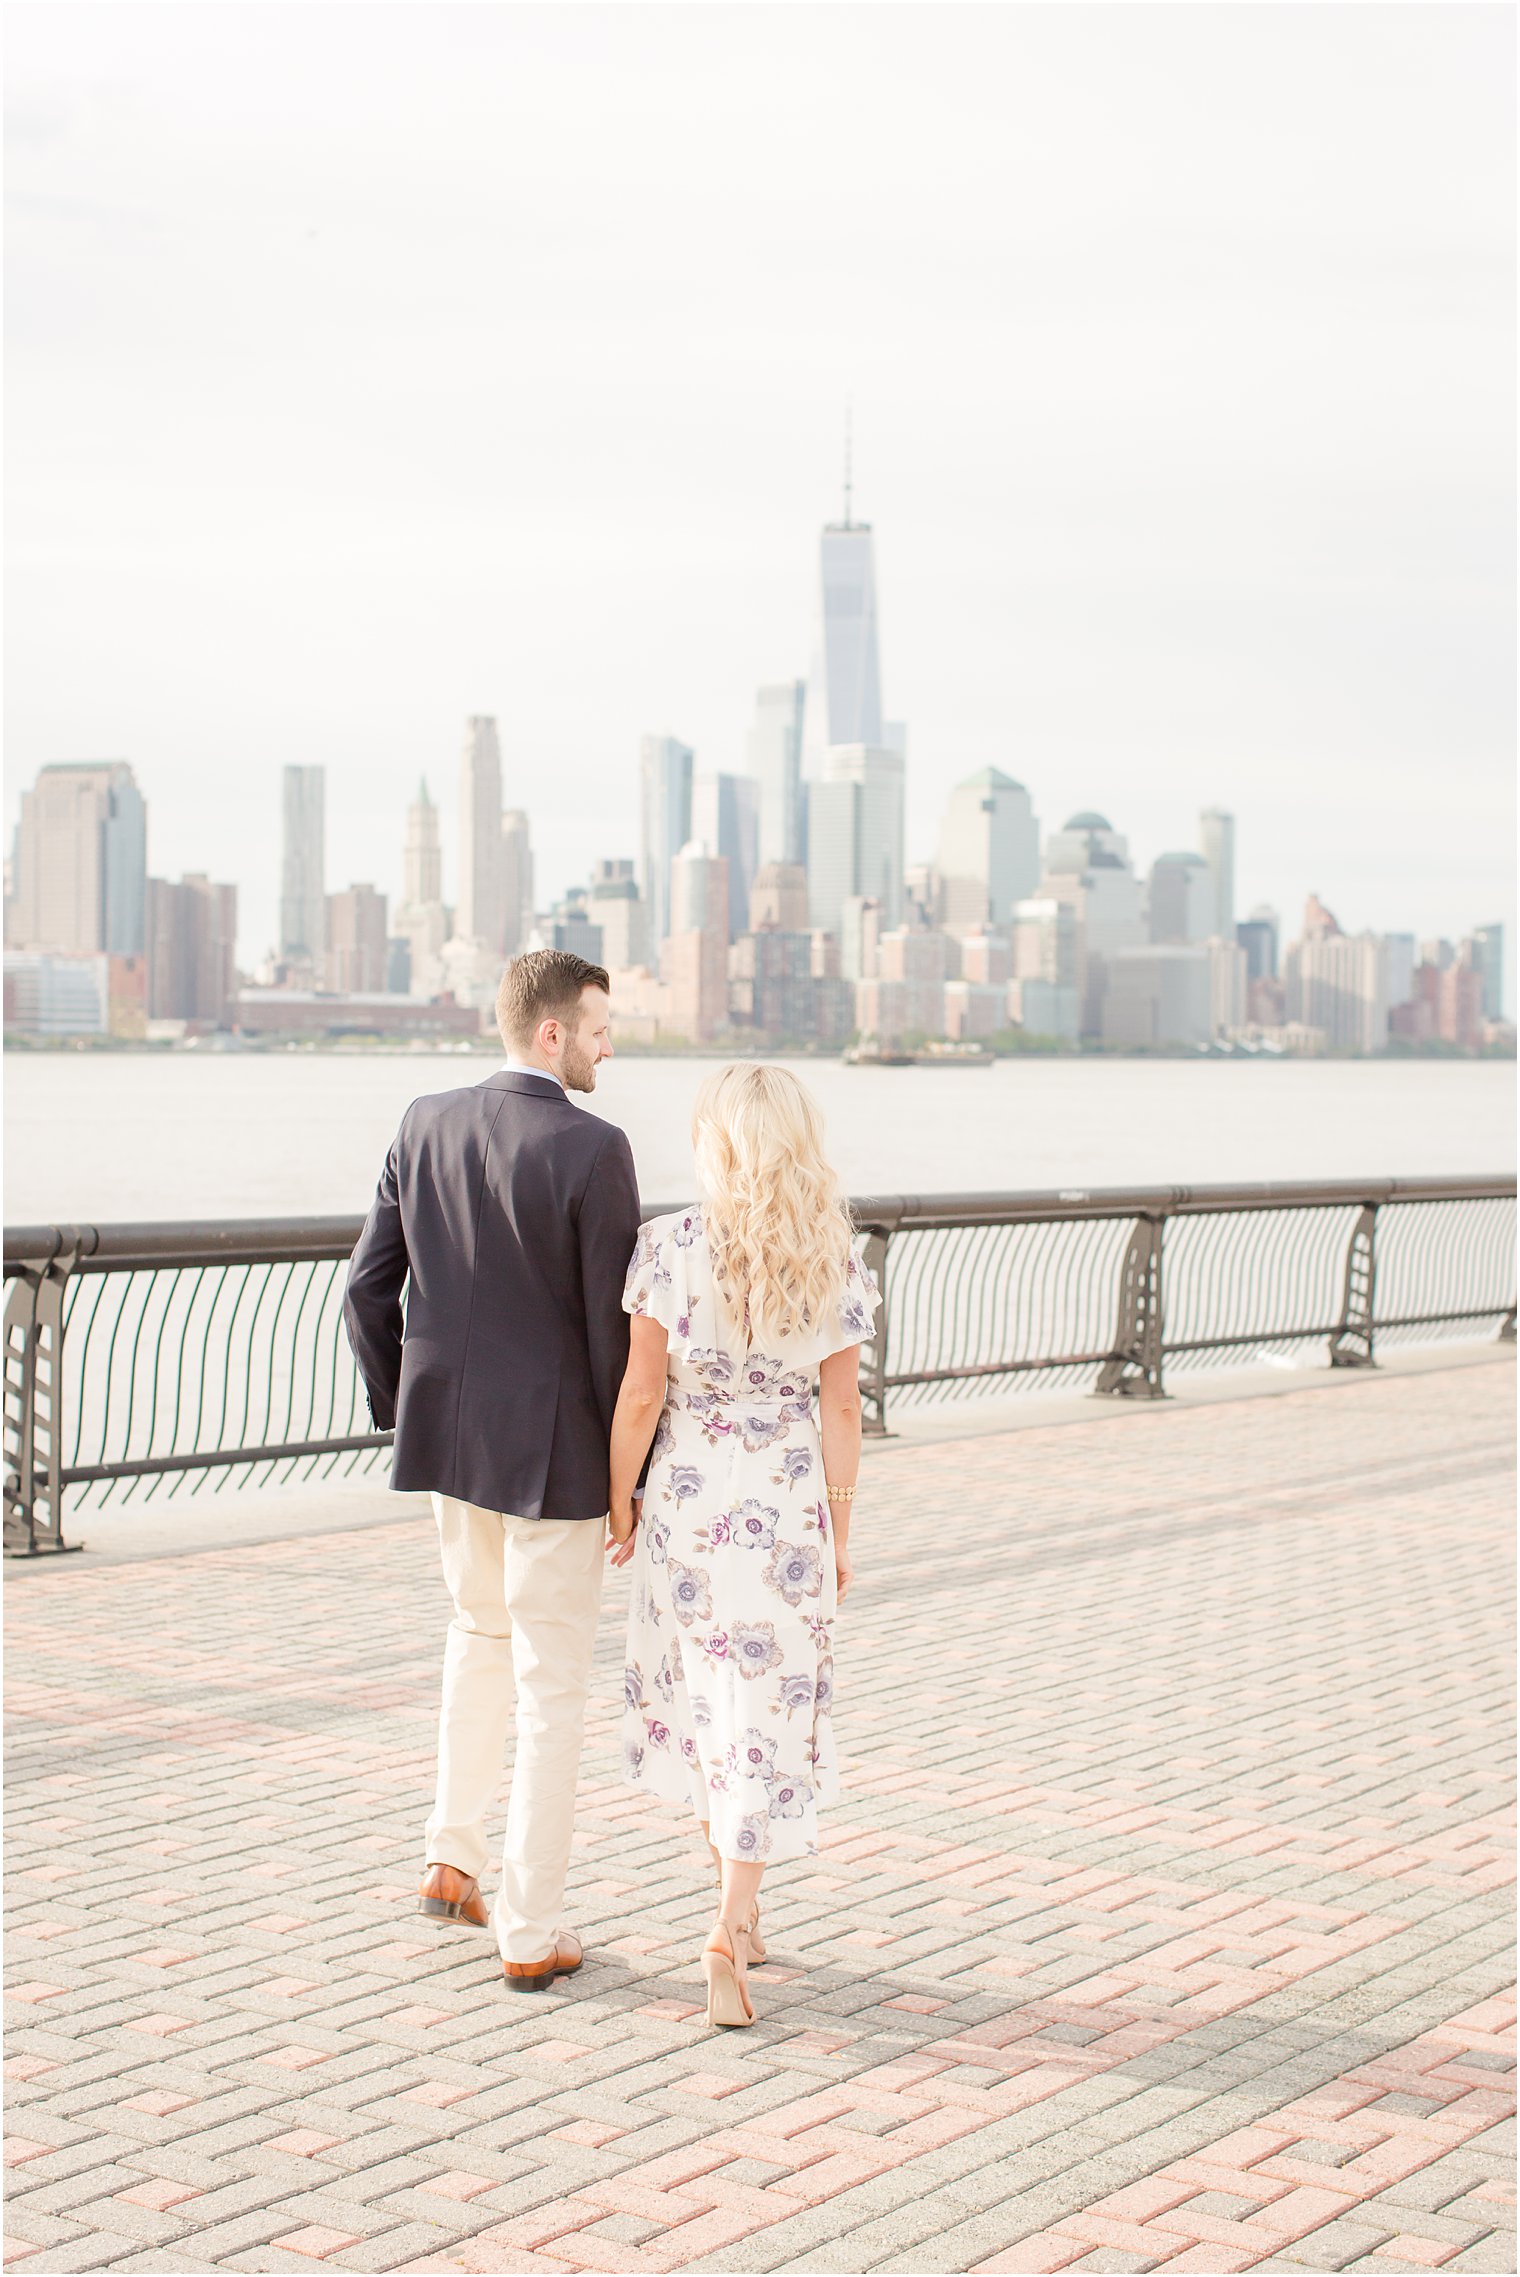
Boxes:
[622,1218,683,1338]
[828,1243,882,1354]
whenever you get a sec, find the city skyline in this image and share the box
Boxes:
[5,6,1512,986]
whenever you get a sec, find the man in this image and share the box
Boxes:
[344,949,642,1992]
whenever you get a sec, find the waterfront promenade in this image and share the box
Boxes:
[5,1356,1514,2276]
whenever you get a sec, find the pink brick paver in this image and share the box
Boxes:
[6,1359,1514,2273]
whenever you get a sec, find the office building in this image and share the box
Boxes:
[1209,936,1248,1034]
[394,779,451,998]
[1199,808,1236,939]
[838,896,883,982]
[588,872,649,970]
[803,495,884,775]
[749,862,810,934]
[960,927,1013,987]
[1039,828,1145,1036]
[640,734,694,948]
[806,744,905,935]
[1148,850,1216,944]
[1384,932,1416,1010]
[325,883,389,994]
[1283,929,1390,1052]
[543,887,604,964]
[747,682,806,867]
[3,951,111,1038]
[934,769,1041,931]
[1008,979,1080,1042]
[1043,811,1130,876]
[1010,898,1079,990]
[501,809,533,958]
[7,761,147,957]
[942,980,1007,1041]
[730,930,853,1047]
[457,717,505,949]
[856,926,954,1040]
[1441,958,1485,1048]
[1236,907,1279,982]
[146,874,238,1023]
[402,777,443,907]
[693,773,760,942]
[1468,924,1506,1021]
[279,764,325,963]
[1102,946,1215,1049]
[662,842,729,1042]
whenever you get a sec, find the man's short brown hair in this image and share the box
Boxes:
[496,949,610,1053]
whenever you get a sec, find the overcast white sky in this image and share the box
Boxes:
[6,3,1515,985]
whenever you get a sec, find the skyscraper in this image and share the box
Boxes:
[324,883,389,993]
[1284,929,1390,1051]
[6,761,147,956]
[639,734,694,948]
[394,779,451,999]
[1199,808,1236,940]
[279,765,325,962]
[803,458,884,777]
[501,810,533,957]
[806,745,905,935]
[663,841,730,1042]
[403,778,443,908]
[1148,851,1217,944]
[457,716,504,948]
[145,873,237,1022]
[935,769,1041,931]
[692,773,760,942]
[1236,905,1280,982]
[746,682,806,867]
[1469,924,1506,1020]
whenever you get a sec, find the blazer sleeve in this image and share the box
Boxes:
[579,1124,643,1440]
[343,1134,409,1431]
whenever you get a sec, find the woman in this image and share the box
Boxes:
[606,1064,879,2028]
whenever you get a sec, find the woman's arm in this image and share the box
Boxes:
[818,1344,863,1603]
[607,1313,669,1562]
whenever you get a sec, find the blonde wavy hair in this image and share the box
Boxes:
[692,1064,853,1343]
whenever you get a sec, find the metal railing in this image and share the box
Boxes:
[5,1176,1513,1555]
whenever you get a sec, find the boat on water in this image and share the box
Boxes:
[912,1043,995,1068]
[843,1040,996,1068]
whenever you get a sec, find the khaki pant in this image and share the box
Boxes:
[425,1494,605,1963]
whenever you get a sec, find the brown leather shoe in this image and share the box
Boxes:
[502,1928,583,1993]
[417,1863,489,1929]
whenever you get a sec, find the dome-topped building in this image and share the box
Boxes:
[1044,809,1131,876]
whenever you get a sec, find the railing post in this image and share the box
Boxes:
[1328,1203,1378,1369]
[859,1227,890,1437]
[3,1236,82,1557]
[1095,1212,1166,1399]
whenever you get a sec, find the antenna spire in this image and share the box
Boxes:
[843,400,853,528]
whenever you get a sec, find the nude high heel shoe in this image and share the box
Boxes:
[702,1920,755,2029]
[708,1843,766,1963]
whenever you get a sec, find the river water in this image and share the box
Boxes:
[3,1050,1513,1224]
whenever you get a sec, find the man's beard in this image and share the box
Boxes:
[561,1040,597,1094]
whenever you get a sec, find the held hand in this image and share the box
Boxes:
[606,1502,638,1566]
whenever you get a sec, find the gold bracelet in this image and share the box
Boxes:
[825,1484,855,1502]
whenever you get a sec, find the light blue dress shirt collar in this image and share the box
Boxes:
[497,1056,564,1090]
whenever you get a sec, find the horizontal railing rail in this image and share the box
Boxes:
[5,1175,1513,1555]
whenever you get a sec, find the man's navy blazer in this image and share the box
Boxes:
[343,1071,643,1521]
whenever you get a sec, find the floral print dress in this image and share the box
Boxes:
[620,1209,880,1864]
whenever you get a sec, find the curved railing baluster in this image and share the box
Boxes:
[3,1180,1512,1545]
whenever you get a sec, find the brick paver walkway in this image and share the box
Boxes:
[6,1361,1515,2277]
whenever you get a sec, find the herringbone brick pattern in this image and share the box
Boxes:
[5,1361,1514,2275]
